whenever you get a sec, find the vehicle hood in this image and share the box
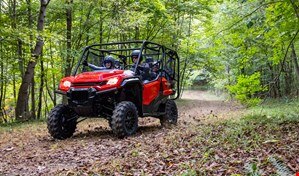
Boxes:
[72,70,125,83]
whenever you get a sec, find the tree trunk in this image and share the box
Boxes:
[45,71,55,104]
[275,64,281,98]
[37,56,44,119]
[65,0,73,76]
[43,90,49,115]
[31,76,36,119]
[27,0,34,51]
[17,40,24,77]
[99,0,103,44]
[11,0,24,77]
[284,61,292,96]
[27,0,35,119]
[13,71,17,104]
[0,52,3,108]
[0,0,6,123]
[10,0,20,107]
[15,0,51,121]
[0,41,4,122]
[134,26,139,40]
[291,43,299,79]
[1,78,8,123]
[179,15,192,98]
[268,63,278,98]
[49,41,57,106]
[0,0,3,122]
[62,0,73,104]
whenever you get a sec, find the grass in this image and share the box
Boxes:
[243,98,299,124]
[190,98,299,175]
[218,98,298,144]
[0,119,46,133]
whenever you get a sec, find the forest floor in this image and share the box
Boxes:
[0,90,298,175]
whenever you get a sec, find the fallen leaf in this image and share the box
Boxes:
[263,139,279,144]
[4,147,14,151]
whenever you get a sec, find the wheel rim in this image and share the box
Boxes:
[124,110,136,133]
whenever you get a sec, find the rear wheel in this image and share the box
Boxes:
[47,104,77,139]
[111,101,138,138]
[160,99,178,127]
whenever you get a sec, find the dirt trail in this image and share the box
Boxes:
[179,90,242,124]
[0,90,243,175]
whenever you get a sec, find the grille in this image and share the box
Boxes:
[71,90,89,101]
[72,81,107,87]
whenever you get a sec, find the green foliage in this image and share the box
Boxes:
[268,156,294,176]
[1,0,299,121]
[243,98,299,124]
[199,0,299,101]
[0,0,214,121]
[242,155,296,176]
[244,163,262,176]
[181,169,197,176]
[227,72,265,106]
[0,119,45,132]
[185,69,210,87]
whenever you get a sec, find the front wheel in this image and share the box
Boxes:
[160,99,178,127]
[110,101,138,138]
[47,104,77,139]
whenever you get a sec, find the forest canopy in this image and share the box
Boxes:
[0,0,298,122]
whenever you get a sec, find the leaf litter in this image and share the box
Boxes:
[0,91,298,175]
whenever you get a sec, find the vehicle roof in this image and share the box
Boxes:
[83,40,178,56]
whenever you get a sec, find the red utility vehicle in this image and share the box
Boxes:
[47,41,180,139]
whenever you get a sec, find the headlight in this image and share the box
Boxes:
[107,77,118,85]
[63,81,71,87]
[59,80,72,91]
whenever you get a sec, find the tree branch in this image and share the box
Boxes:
[259,28,299,109]
[289,0,299,19]
[274,28,299,82]
[216,1,284,36]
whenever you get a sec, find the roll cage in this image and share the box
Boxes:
[72,40,180,99]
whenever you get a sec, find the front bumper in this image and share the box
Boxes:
[61,87,118,117]
[67,87,97,106]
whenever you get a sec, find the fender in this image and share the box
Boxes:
[120,77,142,87]
[119,77,143,116]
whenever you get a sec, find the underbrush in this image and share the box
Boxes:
[189,98,299,175]
[0,119,46,132]
[243,98,299,124]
